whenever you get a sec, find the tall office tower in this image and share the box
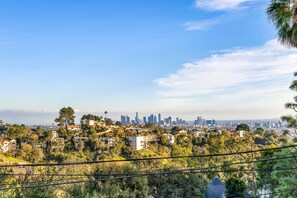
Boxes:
[158,113,161,124]
[143,116,147,124]
[168,116,172,125]
[121,115,126,124]
[153,116,157,124]
[176,117,179,124]
[197,116,203,125]
[135,112,140,125]
[126,116,131,124]
[148,114,154,124]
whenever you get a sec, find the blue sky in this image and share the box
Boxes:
[0,0,296,124]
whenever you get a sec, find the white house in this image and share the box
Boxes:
[86,120,106,127]
[129,135,171,150]
[128,136,147,150]
[0,139,16,153]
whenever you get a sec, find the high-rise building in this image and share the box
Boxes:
[153,116,157,124]
[197,116,203,125]
[143,116,147,124]
[120,115,131,125]
[158,113,161,124]
[126,116,130,124]
[135,112,140,125]
[121,115,126,124]
[148,114,154,124]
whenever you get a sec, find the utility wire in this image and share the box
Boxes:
[1,144,296,168]
[0,155,296,191]
[1,167,297,177]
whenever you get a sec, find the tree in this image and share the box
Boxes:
[104,111,108,119]
[271,148,297,197]
[80,114,103,129]
[54,107,75,128]
[281,72,297,135]
[0,120,3,126]
[236,124,250,132]
[267,0,297,47]
[284,72,297,111]
[105,118,113,126]
[225,176,247,198]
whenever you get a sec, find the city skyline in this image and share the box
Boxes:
[0,0,296,124]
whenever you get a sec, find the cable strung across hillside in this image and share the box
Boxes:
[1,144,296,168]
[2,167,297,187]
[0,155,296,191]
[1,166,297,177]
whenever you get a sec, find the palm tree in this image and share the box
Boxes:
[104,111,108,119]
[267,0,297,48]
[282,72,297,135]
[285,72,297,112]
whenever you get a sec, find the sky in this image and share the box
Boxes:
[0,0,296,124]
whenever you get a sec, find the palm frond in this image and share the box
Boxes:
[267,0,297,48]
[289,80,297,91]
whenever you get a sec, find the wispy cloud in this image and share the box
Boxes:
[154,40,297,118]
[195,0,255,11]
[183,16,222,31]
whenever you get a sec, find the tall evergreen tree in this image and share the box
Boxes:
[54,107,76,128]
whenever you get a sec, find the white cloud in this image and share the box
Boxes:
[183,17,222,31]
[195,0,255,11]
[154,40,297,119]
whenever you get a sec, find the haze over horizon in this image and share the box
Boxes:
[1,0,296,124]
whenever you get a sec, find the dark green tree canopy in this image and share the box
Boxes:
[236,124,250,132]
[267,0,297,47]
[225,176,247,198]
[54,107,76,128]
[80,114,102,126]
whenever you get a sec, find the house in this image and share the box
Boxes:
[98,137,116,148]
[173,129,188,135]
[192,130,204,138]
[128,135,160,150]
[67,125,81,131]
[128,135,173,150]
[163,134,175,144]
[205,176,226,198]
[73,137,89,149]
[205,176,254,198]
[0,139,16,153]
[231,130,245,138]
[86,120,106,127]
[128,136,147,150]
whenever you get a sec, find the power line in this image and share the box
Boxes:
[1,167,297,177]
[2,167,297,187]
[1,144,296,168]
[0,155,296,191]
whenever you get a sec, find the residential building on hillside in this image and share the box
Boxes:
[73,137,89,149]
[205,176,254,198]
[86,120,106,127]
[128,135,174,150]
[98,137,116,148]
[67,125,81,131]
[0,139,16,153]
[163,134,175,144]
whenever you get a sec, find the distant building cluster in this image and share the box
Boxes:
[120,113,200,127]
[194,116,216,126]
